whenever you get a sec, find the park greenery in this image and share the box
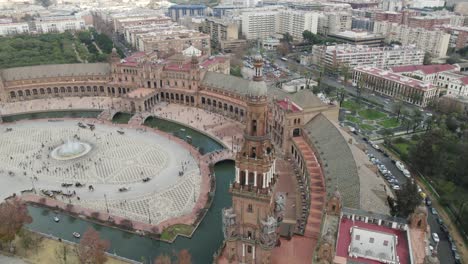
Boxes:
[387,112,468,232]
[0,30,121,69]
[302,30,340,45]
[388,181,422,217]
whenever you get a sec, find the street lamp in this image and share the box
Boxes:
[104,194,109,214]
[30,176,36,193]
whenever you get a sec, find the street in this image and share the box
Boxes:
[351,134,455,264]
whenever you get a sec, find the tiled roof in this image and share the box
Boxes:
[201,71,267,96]
[304,114,360,208]
[390,64,457,75]
[0,63,110,81]
[460,76,468,85]
[355,66,435,90]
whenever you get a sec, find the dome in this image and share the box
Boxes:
[248,81,267,96]
[253,53,263,62]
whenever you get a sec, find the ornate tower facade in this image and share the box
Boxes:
[222,54,278,264]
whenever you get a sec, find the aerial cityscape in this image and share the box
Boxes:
[0,0,467,263]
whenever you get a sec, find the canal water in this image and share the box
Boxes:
[19,112,233,263]
[2,110,102,123]
[144,116,224,154]
[27,161,234,263]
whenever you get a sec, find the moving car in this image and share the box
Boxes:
[395,161,405,172]
[432,233,439,243]
[402,169,411,178]
[431,208,438,215]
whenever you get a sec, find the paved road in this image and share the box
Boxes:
[350,133,455,264]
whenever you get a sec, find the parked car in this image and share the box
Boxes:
[392,185,401,190]
[372,144,380,150]
[432,233,440,243]
[431,208,438,215]
[440,224,449,234]
[426,198,432,206]
[396,161,405,172]
[402,169,411,178]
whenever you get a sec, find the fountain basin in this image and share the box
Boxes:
[51,139,92,161]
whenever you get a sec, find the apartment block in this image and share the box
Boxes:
[203,17,246,51]
[353,66,438,107]
[373,21,450,58]
[434,24,468,50]
[375,11,403,24]
[240,8,320,41]
[328,30,384,47]
[34,16,87,33]
[312,44,424,70]
[317,12,352,35]
[168,5,206,22]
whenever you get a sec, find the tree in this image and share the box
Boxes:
[281,33,293,44]
[77,227,110,264]
[392,181,423,217]
[276,42,290,56]
[446,53,462,64]
[336,88,346,107]
[177,249,192,264]
[340,64,350,85]
[0,198,32,246]
[423,52,432,65]
[411,110,424,131]
[382,128,393,146]
[392,101,404,121]
[154,254,172,264]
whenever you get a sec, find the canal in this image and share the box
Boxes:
[2,110,102,122]
[16,111,233,263]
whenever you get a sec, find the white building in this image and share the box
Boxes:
[390,64,468,96]
[34,16,87,33]
[373,21,450,58]
[312,44,424,70]
[241,8,320,41]
[379,0,403,11]
[317,11,352,35]
[409,0,445,8]
[0,21,29,36]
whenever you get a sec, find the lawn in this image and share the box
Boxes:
[345,115,360,124]
[393,142,410,156]
[341,100,362,111]
[160,224,194,241]
[359,123,376,131]
[358,109,387,120]
[378,117,401,128]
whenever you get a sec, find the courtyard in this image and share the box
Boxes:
[0,120,202,226]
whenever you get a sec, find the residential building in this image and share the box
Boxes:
[353,66,439,107]
[203,17,246,51]
[379,0,403,11]
[328,30,384,47]
[318,11,352,35]
[373,21,450,58]
[136,30,210,55]
[351,17,374,31]
[375,11,403,24]
[34,16,87,33]
[434,24,468,50]
[437,71,468,96]
[409,0,445,8]
[220,0,259,8]
[312,44,424,70]
[240,8,320,41]
[0,20,29,36]
[241,10,279,40]
[168,5,206,22]
[454,2,468,15]
[408,16,451,29]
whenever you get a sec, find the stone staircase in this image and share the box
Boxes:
[292,137,326,241]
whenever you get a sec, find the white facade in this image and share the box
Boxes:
[437,72,468,96]
[240,8,320,40]
[317,11,352,35]
[0,22,29,36]
[35,16,87,33]
[373,21,450,58]
[379,0,403,11]
[312,44,424,69]
[409,0,445,8]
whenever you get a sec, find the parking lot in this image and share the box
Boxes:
[350,132,457,264]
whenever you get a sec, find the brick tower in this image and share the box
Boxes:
[222,54,278,264]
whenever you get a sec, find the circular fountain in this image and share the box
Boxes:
[51,138,92,161]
